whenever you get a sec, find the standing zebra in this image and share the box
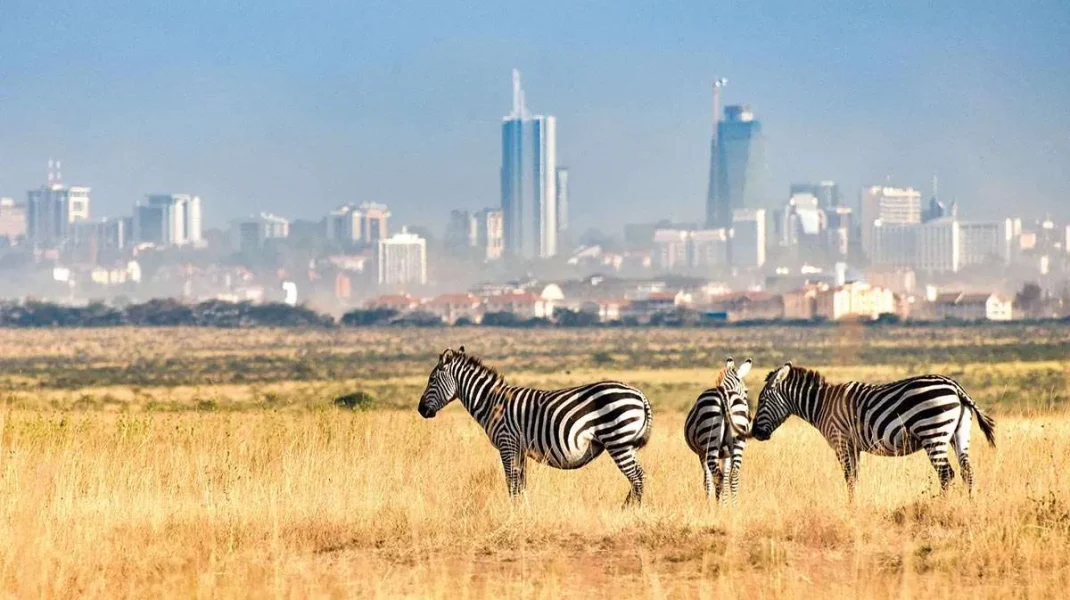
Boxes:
[750,362,996,499]
[417,347,654,505]
[684,357,753,503]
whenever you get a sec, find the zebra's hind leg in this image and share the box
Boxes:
[952,410,975,496]
[608,445,646,507]
[718,456,732,506]
[923,439,956,494]
[727,456,743,506]
[701,456,716,500]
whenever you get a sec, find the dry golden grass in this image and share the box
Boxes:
[1,407,1068,598]
[0,326,1067,598]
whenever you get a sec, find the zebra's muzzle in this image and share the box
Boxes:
[418,404,437,419]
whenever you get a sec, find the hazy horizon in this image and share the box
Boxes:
[1,1,1068,235]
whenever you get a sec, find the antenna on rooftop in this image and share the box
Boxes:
[712,78,728,127]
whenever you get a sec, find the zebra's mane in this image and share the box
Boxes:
[454,353,506,383]
[767,365,829,387]
[711,367,727,388]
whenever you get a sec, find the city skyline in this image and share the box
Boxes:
[1,2,1068,233]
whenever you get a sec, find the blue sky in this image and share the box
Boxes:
[1,1,1067,233]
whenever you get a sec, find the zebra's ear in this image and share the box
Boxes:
[439,348,455,364]
[736,359,752,379]
[458,345,466,354]
[725,356,735,370]
[773,363,791,385]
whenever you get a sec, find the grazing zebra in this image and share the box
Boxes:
[750,362,996,499]
[417,347,654,505]
[684,357,753,503]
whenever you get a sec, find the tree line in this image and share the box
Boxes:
[1,298,1068,329]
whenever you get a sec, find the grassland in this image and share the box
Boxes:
[0,325,1068,598]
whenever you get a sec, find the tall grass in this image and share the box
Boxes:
[0,408,1067,598]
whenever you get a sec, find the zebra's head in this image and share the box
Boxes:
[418,346,465,418]
[721,356,753,397]
[752,362,793,441]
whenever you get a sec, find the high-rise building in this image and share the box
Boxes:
[26,184,91,247]
[0,198,27,240]
[134,194,202,246]
[653,229,690,271]
[325,203,389,247]
[959,220,1013,267]
[690,228,730,269]
[232,213,290,252]
[781,192,828,261]
[707,104,770,229]
[475,208,504,261]
[446,209,477,253]
[361,202,390,245]
[730,208,767,268]
[378,227,427,286]
[555,167,569,234]
[826,206,853,258]
[860,186,922,256]
[501,69,557,259]
[790,181,841,208]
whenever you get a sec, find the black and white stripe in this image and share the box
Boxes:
[751,362,996,498]
[418,347,654,505]
[684,357,752,503]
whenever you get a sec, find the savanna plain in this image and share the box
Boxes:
[0,324,1068,598]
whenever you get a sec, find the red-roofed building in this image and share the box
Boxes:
[426,293,483,324]
[483,290,550,319]
[364,293,421,312]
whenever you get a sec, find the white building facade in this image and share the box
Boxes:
[378,227,427,286]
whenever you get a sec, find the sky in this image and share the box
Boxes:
[1,1,1068,234]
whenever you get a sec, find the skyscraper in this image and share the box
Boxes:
[134,194,203,246]
[860,186,922,256]
[707,102,770,229]
[26,184,91,247]
[501,69,557,259]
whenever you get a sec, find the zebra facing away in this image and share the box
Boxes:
[684,357,753,503]
[750,362,996,499]
[417,347,654,506]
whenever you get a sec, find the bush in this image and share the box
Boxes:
[340,308,399,327]
[333,391,376,410]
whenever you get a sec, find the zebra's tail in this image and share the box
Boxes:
[719,393,750,441]
[955,382,996,447]
[634,393,654,450]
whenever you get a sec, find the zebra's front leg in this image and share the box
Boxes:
[835,444,860,503]
[608,445,646,507]
[498,446,524,497]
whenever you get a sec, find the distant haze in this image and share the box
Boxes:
[1,1,1067,233]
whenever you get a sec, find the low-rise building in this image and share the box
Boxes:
[930,292,1014,321]
[426,293,482,324]
[813,282,896,321]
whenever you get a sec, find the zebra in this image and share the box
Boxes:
[683,357,753,503]
[417,346,654,505]
[750,362,996,499]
